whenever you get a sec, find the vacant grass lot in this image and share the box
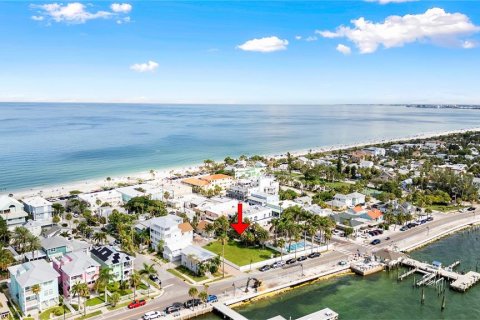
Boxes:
[203,240,278,266]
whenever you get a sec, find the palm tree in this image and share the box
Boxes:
[96,267,115,302]
[12,226,30,253]
[71,282,83,311]
[130,271,142,300]
[65,213,73,228]
[0,247,14,272]
[217,233,228,278]
[188,287,198,310]
[31,284,41,311]
[109,292,121,307]
[93,232,107,245]
[139,263,156,278]
[198,291,208,308]
[27,234,41,260]
[277,239,286,261]
[77,283,90,315]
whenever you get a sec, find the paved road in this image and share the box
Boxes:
[95,209,480,320]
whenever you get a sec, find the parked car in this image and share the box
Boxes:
[338,260,348,266]
[308,252,321,258]
[259,265,271,272]
[143,311,162,320]
[426,217,434,221]
[400,226,408,231]
[271,261,286,268]
[385,237,391,241]
[128,299,146,309]
[184,299,201,309]
[468,207,476,211]
[149,274,160,282]
[370,239,381,245]
[297,255,307,262]
[286,258,297,265]
[165,303,182,314]
[376,229,384,234]
[206,295,218,303]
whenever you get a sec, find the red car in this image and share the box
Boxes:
[128,299,146,309]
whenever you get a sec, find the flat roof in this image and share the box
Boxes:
[22,196,52,207]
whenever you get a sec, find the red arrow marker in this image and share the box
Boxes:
[231,203,250,235]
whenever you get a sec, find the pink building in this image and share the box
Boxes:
[52,252,100,298]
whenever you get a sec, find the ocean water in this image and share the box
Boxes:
[1,103,480,192]
[200,228,480,320]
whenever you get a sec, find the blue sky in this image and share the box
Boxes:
[0,1,479,104]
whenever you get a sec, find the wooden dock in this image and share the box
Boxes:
[399,258,480,292]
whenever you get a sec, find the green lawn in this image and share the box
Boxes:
[76,310,102,320]
[203,240,278,266]
[427,204,464,212]
[167,266,208,283]
[106,301,130,311]
[118,289,133,296]
[39,306,70,320]
[85,297,105,307]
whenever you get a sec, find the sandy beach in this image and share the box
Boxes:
[11,126,480,200]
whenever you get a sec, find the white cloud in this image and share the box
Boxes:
[237,36,288,53]
[31,15,44,21]
[295,35,302,40]
[305,36,318,42]
[317,8,480,53]
[130,61,159,72]
[462,40,477,49]
[336,44,352,55]
[366,0,417,4]
[110,3,132,13]
[31,2,132,24]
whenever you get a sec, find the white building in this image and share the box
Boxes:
[197,197,238,221]
[78,190,123,210]
[359,160,374,169]
[0,195,28,230]
[242,205,273,227]
[22,196,53,221]
[363,147,386,157]
[180,245,217,274]
[150,215,193,261]
[333,192,366,208]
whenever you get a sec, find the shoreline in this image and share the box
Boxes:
[8,126,480,200]
[217,215,480,316]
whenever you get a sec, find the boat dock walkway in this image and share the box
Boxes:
[399,258,480,292]
[212,303,249,320]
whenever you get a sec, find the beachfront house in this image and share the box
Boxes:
[0,195,28,230]
[149,215,193,261]
[8,260,60,314]
[180,245,217,274]
[52,252,100,298]
[363,147,386,157]
[90,246,134,282]
[182,174,233,191]
[22,196,53,221]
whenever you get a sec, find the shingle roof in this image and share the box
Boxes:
[8,260,59,287]
[178,222,193,233]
